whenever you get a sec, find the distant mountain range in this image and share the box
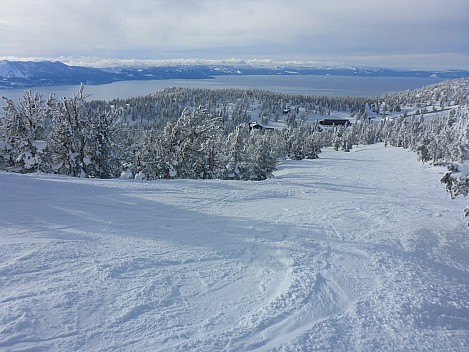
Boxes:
[1,60,468,89]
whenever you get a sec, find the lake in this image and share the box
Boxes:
[0,75,445,102]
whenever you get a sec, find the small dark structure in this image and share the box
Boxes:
[318,118,351,126]
[249,122,264,130]
[249,122,274,131]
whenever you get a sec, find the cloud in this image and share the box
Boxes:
[0,0,468,69]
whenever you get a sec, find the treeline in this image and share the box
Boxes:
[90,86,373,132]
[0,86,125,178]
[0,85,322,180]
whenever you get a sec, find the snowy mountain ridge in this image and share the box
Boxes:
[1,60,469,89]
[0,60,31,79]
[0,60,120,88]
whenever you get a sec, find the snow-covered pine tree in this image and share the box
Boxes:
[445,109,468,163]
[172,108,223,179]
[0,98,22,169]
[222,123,282,180]
[284,125,306,160]
[441,169,469,199]
[141,107,224,180]
[221,123,250,180]
[244,130,278,180]
[304,127,322,159]
[0,90,51,172]
[138,128,163,180]
[332,126,344,151]
[197,115,224,179]
[47,85,91,177]
[86,108,125,178]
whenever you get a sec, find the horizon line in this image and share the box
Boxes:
[1,56,468,72]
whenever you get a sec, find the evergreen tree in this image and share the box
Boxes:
[48,85,90,177]
[221,123,250,179]
[244,130,278,180]
[86,108,125,178]
[0,90,51,172]
[141,108,224,179]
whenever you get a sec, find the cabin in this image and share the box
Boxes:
[248,122,274,131]
[318,118,351,126]
[249,122,264,130]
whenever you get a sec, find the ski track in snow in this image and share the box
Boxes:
[1,144,468,351]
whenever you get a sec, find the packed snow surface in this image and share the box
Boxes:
[1,144,468,351]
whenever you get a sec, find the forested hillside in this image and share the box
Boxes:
[1,78,467,185]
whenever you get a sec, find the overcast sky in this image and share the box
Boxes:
[1,0,468,69]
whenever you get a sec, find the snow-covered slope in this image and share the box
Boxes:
[1,144,468,351]
[0,60,118,88]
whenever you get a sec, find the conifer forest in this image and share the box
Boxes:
[1,78,468,204]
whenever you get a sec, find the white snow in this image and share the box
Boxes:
[1,144,468,351]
